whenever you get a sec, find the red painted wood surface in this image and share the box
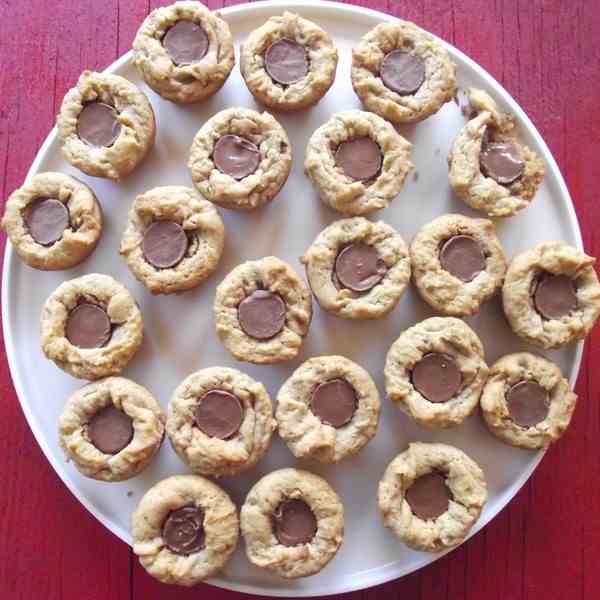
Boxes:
[1,1,599,598]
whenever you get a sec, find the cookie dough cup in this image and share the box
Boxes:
[58,377,165,481]
[384,317,489,429]
[378,442,487,552]
[480,353,577,449]
[301,217,410,319]
[240,468,344,578]
[502,241,600,348]
[304,110,413,216]
[410,214,507,316]
[132,1,235,104]
[57,71,155,180]
[240,12,338,111]
[448,88,545,217]
[1,172,102,271]
[188,107,292,210]
[276,356,380,463]
[351,21,457,124]
[132,475,239,586]
[214,256,312,364]
[120,186,224,295]
[41,273,143,380]
[166,367,276,477]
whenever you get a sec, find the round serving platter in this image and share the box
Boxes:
[1,0,583,596]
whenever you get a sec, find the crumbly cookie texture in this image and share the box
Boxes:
[132,1,235,104]
[188,107,292,210]
[448,88,545,217]
[276,355,380,463]
[480,353,577,449]
[240,12,338,111]
[502,241,600,348]
[301,217,410,319]
[214,256,312,364]
[304,110,413,216]
[378,442,487,552]
[132,474,239,586]
[120,186,225,294]
[351,21,456,124]
[1,172,102,271]
[41,273,144,380]
[384,317,488,429]
[58,377,164,481]
[240,468,344,578]
[167,367,276,477]
[57,70,155,180]
[410,214,507,316]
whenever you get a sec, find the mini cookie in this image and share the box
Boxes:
[378,442,487,552]
[57,70,155,180]
[41,273,143,380]
[166,367,276,477]
[214,256,312,364]
[188,107,292,210]
[240,12,338,111]
[240,468,344,578]
[276,356,380,463]
[410,214,507,316]
[58,377,164,481]
[351,21,457,124]
[1,172,102,270]
[132,474,239,586]
[502,241,600,348]
[120,186,225,295]
[132,1,235,104]
[304,110,413,216]
[480,353,577,449]
[384,317,488,429]
[448,88,545,217]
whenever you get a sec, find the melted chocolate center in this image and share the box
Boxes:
[23,198,70,246]
[77,102,121,147]
[310,378,357,428]
[335,137,382,182]
[162,505,205,555]
[439,235,486,282]
[162,20,209,65]
[533,273,578,320]
[380,50,426,95]
[506,380,550,427]
[238,290,286,340]
[480,141,525,185]
[65,303,112,349]
[87,405,134,454]
[264,38,309,85]
[273,499,317,546]
[405,472,452,521]
[194,389,244,439]
[411,353,462,403]
[213,134,260,180]
[334,242,387,292]
[142,220,188,269]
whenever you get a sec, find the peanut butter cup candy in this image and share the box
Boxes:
[57,71,155,180]
[166,367,276,477]
[240,12,338,111]
[384,317,488,429]
[132,475,239,586]
[240,468,344,578]
[378,442,487,552]
[132,1,235,104]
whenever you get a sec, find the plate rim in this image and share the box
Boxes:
[1,0,584,596]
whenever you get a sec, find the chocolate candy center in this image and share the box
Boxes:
[411,353,462,403]
[162,505,205,556]
[335,137,382,182]
[65,303,112,349]
[194,389,244,439]
[405,472,452,521]
[77,102,121,147]
[310,378,357,428]
[380,49,426,95]
[480,141,525,185]
[334,242,387,292]
[23,198,69,246]
[506,380,550,427]
[142,220,188,269]
[162,20,209,65]
[439,235,486,282]
[264,38,309,85]
[273,499,317,546]
[213,134,260,180]
[533,273,578,320]
[87,405,134,454]
[238,290,286,340]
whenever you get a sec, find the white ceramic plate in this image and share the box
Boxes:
[2,0,583,596]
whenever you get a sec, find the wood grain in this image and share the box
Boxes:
[0,1,598,599]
